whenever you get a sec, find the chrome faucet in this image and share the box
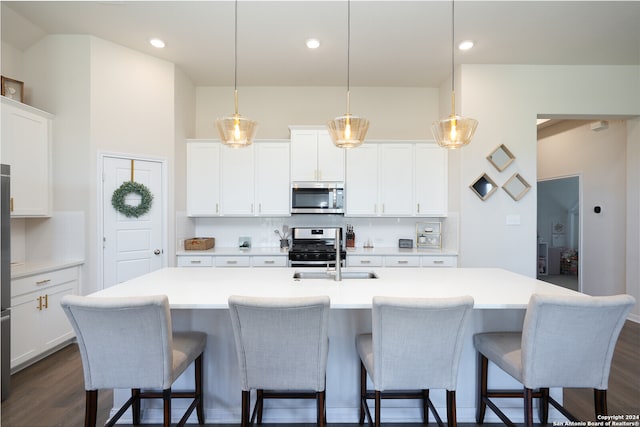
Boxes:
[334,228,342,281]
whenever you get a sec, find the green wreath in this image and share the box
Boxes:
[111,181,154,218]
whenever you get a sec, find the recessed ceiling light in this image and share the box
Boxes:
[458,40,474,51]
[306,38,320,49]
[150,38,166,49]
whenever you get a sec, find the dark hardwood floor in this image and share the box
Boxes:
[1,321,638,427]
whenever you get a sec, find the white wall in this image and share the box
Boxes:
[19,35,178,293]
[196,86,439,139]
[458,65,639,317]
[627,118,640,321]
[537,120,627,296]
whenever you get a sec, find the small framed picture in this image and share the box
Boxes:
[1,76,24,102]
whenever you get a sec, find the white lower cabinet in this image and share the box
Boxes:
[177,255,214,267]
[384,256,421,267]
[252,256,288,267]
[177,254,288,268]
[347,255,383,267]
[421,255,457,268]
[10,265,80,371]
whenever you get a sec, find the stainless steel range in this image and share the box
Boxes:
[288,227,346,267]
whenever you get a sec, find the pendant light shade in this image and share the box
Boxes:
[431,114,478,149]
[216,91,257,148]
[327,0,369,148]
[432,0,477,149]
[216,0,257,148]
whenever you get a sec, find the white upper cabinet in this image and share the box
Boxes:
[255,141,290,216]
[290,126,344,182]
[186,140,291,217]
[345,144,379,216]
[187,141,221,216]
[414,143,448,216]
[220,144,255,215]
[1,97,53,217]
[379,143,414,216]
[345,141,447,217]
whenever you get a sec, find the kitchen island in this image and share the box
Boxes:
[91,267,579,424]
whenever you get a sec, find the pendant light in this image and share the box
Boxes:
[431,0,478,149]
[327,0,369,149]
[216,0,257,148]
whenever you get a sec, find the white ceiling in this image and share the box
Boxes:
[2,1,639,87]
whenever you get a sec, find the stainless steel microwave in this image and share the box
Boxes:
[291,182,344,214]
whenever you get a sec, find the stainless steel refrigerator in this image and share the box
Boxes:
[1,164,10,400]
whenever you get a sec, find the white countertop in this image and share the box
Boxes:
[91,267,578,309]
[11,259,84,279]
[176,247,457,256]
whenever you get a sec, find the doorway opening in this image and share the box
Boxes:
[537,176,580,291]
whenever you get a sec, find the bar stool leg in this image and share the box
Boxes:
[524,388,534,427]
[476,353,488,424]
[595,389,608,417]
[85,390,98,427]
[447,390,457,427]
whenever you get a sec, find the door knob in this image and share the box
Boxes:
[154,249,161,255]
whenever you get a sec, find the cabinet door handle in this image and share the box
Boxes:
[37,296,42,311]
[10,197,14,212]
[216,203,219,214]
[36,279,51,285]
[43,294,48,309]
[417,203,420,213]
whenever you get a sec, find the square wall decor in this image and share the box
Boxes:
[503,173,531,201]
[487,144,515,172]
[470,173,498,201]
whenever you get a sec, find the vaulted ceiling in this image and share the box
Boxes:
[2,1,639,87]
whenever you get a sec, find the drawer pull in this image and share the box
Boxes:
[190,260,202,264]
[226,260,238,265]
[36,279,51,285]
[433,260,444,264]
[360,260,371,264]
[398,260,409,264]
[264,260,275,264]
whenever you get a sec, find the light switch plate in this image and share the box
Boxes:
[506,214,521,225]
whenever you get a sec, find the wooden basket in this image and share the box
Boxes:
[184,238,215,250]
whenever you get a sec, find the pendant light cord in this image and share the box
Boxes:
[234,0,238,93]
[347,0,351,94]
[451,0,455,93]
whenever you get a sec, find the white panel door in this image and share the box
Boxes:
[103,156,164,288]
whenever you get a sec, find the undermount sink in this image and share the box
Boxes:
[293,271,378,280]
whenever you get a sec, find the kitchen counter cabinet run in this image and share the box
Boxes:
[91,267,578,425]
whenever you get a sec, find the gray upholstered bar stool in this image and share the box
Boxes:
[228,295,330,427]
[474,293,635,427]
[356,295,474,427]
[60,294,206,427]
